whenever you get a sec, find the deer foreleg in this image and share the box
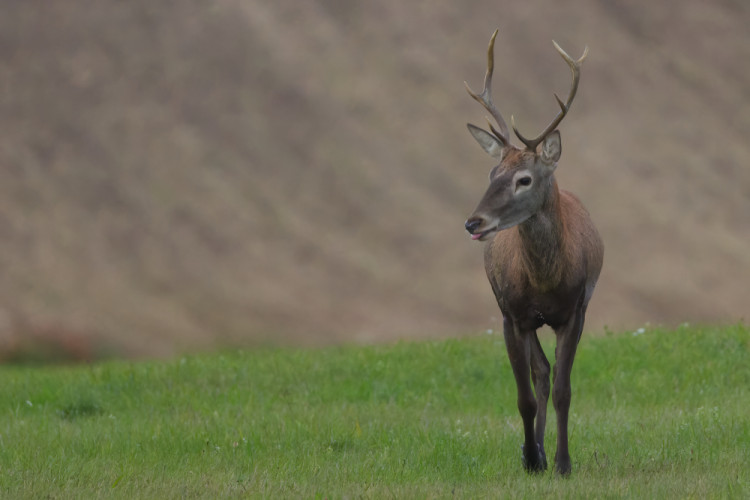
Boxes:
[552,304,585,475]
[502,317,545,472]
[530,331,550,470]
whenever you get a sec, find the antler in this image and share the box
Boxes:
[512,41,588,151]
[464,29,510,144]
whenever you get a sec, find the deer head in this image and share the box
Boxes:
[464,30,587,241]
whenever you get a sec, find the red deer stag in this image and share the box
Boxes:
[463,30,604,475]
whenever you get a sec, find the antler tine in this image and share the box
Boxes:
[513,41,588,151]
[464,29,510,143]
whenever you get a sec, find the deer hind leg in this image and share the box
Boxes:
[551,303,585,475]
[530,331,550,470]
[502,317,545,472]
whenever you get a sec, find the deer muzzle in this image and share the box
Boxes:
[465,216,497,241]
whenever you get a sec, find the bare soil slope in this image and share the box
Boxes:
[0,1,748,357]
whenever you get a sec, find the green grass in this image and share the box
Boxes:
[1,324,748,498]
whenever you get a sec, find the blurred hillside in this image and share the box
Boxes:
[0,0,748,358]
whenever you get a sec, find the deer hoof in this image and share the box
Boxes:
[521,443,547,473]
[555,460,572,476]
[554,452,572,475]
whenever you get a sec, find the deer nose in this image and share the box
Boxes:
[465,217,483,234]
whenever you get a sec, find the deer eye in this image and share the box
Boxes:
[516,176,532,188]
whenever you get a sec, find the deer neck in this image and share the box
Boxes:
[516,178,566,291]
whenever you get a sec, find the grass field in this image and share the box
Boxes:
[1,324,748,498]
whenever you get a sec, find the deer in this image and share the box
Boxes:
[463,30,604,475]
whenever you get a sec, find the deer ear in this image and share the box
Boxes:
[467,123,507,160]
[540,130,561,165]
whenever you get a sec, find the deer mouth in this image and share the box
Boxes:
[471,226,498,241]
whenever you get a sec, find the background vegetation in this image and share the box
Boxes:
[0,1,748,358]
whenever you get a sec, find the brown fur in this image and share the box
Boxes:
[484,183,603,330]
